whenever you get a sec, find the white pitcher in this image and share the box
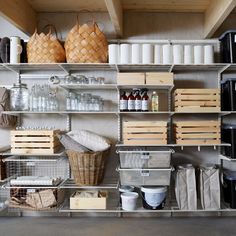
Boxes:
[10,36,22,64]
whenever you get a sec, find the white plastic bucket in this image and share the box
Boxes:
[121,192,139,211]
[141,186,167,210]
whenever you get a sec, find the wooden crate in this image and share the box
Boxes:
[11,130,61,154]
[174,89,220,112]
[174,120,221,145]
[117,73,145,85]
[123,121,167,145]
[146,72,174,86]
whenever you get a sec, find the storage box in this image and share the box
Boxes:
[222,124,236,158]
[70,191,108,210]
[118,149,172,168]
[11,130,61,154]
[117,73,145,85]
[174,120,221,145]
[221,78,236,111]
[0,157,6,181]
[118,167,172,186]
[174,89,220,112]
[123,121,167,145]
[223,170,236,208]
[146,72,174,86]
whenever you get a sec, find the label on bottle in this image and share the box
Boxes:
[135,100,142,110]
[142,100,149,111]
[120,100,128,110]
[128,100,135,111]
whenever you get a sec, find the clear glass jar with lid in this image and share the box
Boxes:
[10,83,29,111]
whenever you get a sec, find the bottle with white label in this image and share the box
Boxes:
[128,91,135,112]
[141,89,149,112]
[134,89,142,112]
[120,91,128,111]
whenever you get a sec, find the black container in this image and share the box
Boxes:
[222,124,236,159]
[221,78,236,111]
[223,171,236,208]
[219,31,236,63]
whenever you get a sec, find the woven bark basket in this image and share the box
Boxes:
[27,29,66,63]
[66,148,110,186]
[65,22,108,63]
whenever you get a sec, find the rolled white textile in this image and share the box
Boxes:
[154,44,163,64]
[131,44,142,64]
[108,44,119,64]
[194,45,204,64]
[204,45,214,64]
[163,44,173,64]
[173,44,184,64]
[120,44,131,64]
[184,45,193,64]
[142,44,154,64]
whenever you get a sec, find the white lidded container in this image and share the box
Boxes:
[121,192,139,211]
[141,186,167,210]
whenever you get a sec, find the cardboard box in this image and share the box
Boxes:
[117,73,145,85]
[146,72,174,86]
[70,191,108,210]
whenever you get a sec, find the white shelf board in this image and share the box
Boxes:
[172,64,229,72]
[219,155,236,162]
[1,150,66,157]
[117,64,172,72]
[117,84,174,90]
[60,84,117,90]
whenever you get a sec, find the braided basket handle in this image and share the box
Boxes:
[43,24,59,39]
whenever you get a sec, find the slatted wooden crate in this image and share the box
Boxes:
[123,121,167,145]
[174,120,221,145]
[174,89,220,112]
[11,130,61,154]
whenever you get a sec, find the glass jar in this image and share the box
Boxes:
[10,83,29,111]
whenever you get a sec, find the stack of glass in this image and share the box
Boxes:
[66,92,104,111]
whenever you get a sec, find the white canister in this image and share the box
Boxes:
[120,44,131,64]
[173,45,184,64]
[184,45,194,64]
[154,45,163,64]
[194,45,204,64]
[142,44,154,64]
[204,45,214,64]
[10,36,22,64]
[108,44,119,64]
[163,44,173,64]
[121,192,139,211]
[131,44,142,64]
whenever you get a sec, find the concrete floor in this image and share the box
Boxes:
[0,217,235,236]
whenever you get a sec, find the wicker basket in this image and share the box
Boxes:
[65,22,108,63]
[27,26,66,63]
[66,148,110,186]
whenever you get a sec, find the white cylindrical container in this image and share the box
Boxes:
[120,44,131,64]
[194,45,204,64]
[131,44,142,64]
[142,44,154,64]
[154,45,163,64]
[184,45,194,64]
[204,45,214,64]
[10,36,22,64]
[163,44,172,64]
[121,192,139,211]
[108,44,119,64]
[173,44,184,64]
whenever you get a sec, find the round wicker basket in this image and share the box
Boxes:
[65,22,108,63]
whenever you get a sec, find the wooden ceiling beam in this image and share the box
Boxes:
[0,0,37,36]
[104,0,123,37]
[204,0,236,38]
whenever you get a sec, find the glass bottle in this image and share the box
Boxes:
[120,91,128,111]
[66,92,71,111]
[151,91,159,112]
[128,91,135,112]
[141,89,149,112]
[134,89,142,112]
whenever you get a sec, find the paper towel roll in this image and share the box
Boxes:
[120,44,131,64]
[173,45,184,64]
[142,44,154,64]
[194,45,204,64]
[204,45,214,64]
[131,44,142,64]
[108,44,119,64]
[154,45,163,64]
[184,45,193,64]
[163,44,173,64]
